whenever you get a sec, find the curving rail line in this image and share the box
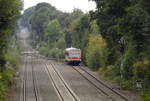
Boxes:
[20,53,27,101]
[44,62,64,101]
[20,49,41,101]
[72,66,132,101]
[31,55,42,101]
[44,60,80,101]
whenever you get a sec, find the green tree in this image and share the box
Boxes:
[86,35,108,70]
[0,0,22,69]
[90,20,100,35]
[69,15,90,49]
[46,19,62,48]
[55,37,66,49]
[91,0,150,94]
[22,3,61,47]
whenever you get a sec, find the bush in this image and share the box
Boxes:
[55,37,66,50]
[0,47,20,101]
[121,80,134,90]
[133,59,150,89]
[0,67,15,100]
[38,46,49,57]
[120,42,135,79]
[0,81,7,101]
[133,59,150,79]
[99,65,121,84]
[101,65,115,78]
[49,48,65,61]
[4,48,20,69]
[47,37,66,61]
[86,35,108,70]
[141,92,150,101]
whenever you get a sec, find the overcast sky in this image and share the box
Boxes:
[24,0,96,13]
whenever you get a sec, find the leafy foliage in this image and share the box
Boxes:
[0,0,22,68]
[0,46,20,100]
[69,15,90,49]
[141,92,150,101]
[55,37,66,50]
[38,46,49,57]
[133,59,150,87]
[91,0,150,87]
[0,0,22,100]
[48,37,66,60]
[86,35,108,70]
[46,19,62,47]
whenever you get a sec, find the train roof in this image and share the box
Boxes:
[66,47,81,51]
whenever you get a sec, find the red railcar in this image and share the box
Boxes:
[65,47,81,65]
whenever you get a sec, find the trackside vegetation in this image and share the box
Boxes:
[0,0,22,100]
[0,45,20,100]
[90,0,150,100]
[86,35,108,70]
[21,0,150,100]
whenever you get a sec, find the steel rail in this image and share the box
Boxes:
[20,40,29,101]
[71,66,115,101]
[44,61,64,101]
[22,53,27,101]
[45,61,80,101]
[73,66,132,101]
[31,54,41,101]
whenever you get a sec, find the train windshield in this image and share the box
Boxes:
[69,49,81,57]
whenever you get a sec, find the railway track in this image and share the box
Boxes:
[20,45,132,101]
[44,60,80,101]
[50,61,111,101]
[72,66,114,101]
[19,39,60,101]
[31,56,42,101]
[20,54,27,101]
[20,51,41,101]
[72,66,132,101]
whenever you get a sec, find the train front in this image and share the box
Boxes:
[65,48,81,65]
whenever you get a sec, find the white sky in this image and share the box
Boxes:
[24,0,96,13]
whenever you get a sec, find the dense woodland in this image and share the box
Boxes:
[22,0,150,101]
[0,0,22,100]
[0,0,149,101]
